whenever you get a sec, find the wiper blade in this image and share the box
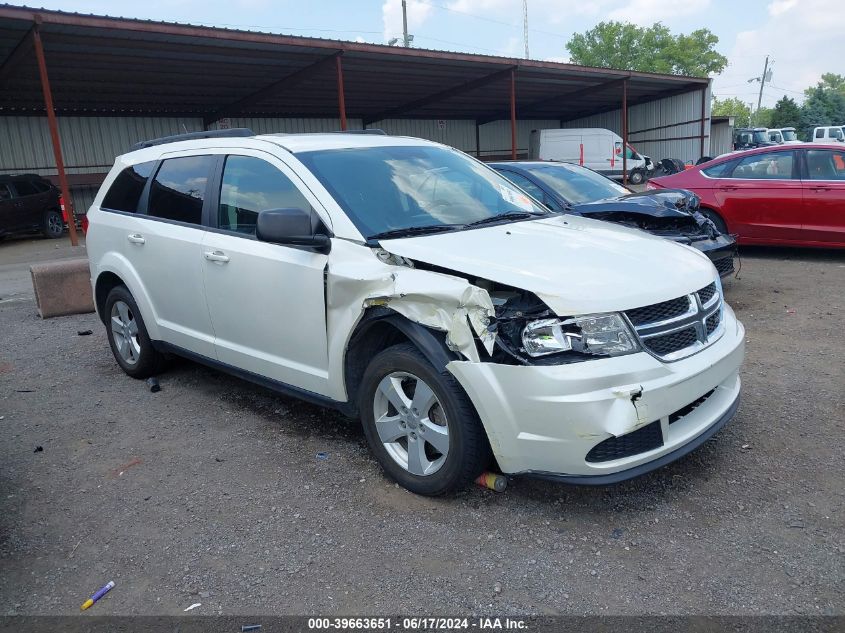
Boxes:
[464,211,538,228]
[367,224,463,241]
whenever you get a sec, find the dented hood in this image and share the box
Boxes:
[380,214,717,316]
[572,188,701,219]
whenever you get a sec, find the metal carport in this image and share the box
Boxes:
[0,4,712,243]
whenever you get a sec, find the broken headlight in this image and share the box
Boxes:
[521,313,639,358]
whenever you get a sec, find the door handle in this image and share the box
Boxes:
[127,233,145,245]
[810,186,830,192]
[203,250,230,263]
[719,186,738,191]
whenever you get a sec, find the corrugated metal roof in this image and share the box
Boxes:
[0,4,708,123]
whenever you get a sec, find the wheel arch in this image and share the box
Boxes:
[93,256,160,340]
[343,308,459,417]
[699,205,730,234]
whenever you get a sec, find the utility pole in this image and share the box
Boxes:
[754,55,769,126]
[402,0,410,47]
[522,0,529,59]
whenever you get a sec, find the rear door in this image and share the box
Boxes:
[584,132,616,174]
[10,179,41,228]
[0,183,19,231]
[712,149,802,242]
[201,152,331,396]
[801,148,845,245]
[127,154,218,357]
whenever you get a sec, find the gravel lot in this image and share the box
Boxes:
[0,237,843,616]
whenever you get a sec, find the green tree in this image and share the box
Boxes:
[566,21,727,77]
[769,96,801,130]
[754,106,774,128]
[712,97,751,128]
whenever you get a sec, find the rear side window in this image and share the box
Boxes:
[218,155,312,235]
[147,156,215,225]
[13,180,38,196]
[728,151,794,180]
[102,161,156,212]
[702,161,735,178]
[32,181,51,193]
[816,128,825,139]
[0,184,11,201]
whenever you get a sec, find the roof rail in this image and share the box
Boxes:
[334,129,387,135]
[130,128,255,151]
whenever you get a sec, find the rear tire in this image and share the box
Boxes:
[359,343,491,496]
[701,208,729,235]
[42,209,63,239]
[104,285,165,379]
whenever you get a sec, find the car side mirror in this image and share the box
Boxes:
[256,207,331,254]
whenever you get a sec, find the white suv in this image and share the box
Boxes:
[87,129,745,495]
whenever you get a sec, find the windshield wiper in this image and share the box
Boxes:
[367,224,463,242]
[464,211,539,228]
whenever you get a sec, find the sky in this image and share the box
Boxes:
[6,0,844,109]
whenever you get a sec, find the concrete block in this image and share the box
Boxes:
[29,258,95,319]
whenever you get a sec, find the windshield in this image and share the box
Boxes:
[752,131,769,143]
[782,129,798,141]
[296,145,547,239]
[523,163,630,204]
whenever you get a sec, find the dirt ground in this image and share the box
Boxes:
[0,236,843,616]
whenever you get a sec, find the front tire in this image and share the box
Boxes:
[104,286,165,379]
[42,209,63,239]
[359,343,491,496]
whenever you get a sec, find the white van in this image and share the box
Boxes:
[528,128,651,184]
[767,127,801,144]
[812,126,844,143]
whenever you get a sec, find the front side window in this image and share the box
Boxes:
[525,163,629,204]
[729,151,794,180]
[806,150,845,180]
[13,180,37,197]
[0,184,11,201]
[218,156,312,235]
[102,161,156,213]
[147,156,214,224]
[496,170,546,202]
[831,128,844,141]
[296,145,547,239]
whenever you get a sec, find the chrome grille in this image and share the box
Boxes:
[624,281,724,362]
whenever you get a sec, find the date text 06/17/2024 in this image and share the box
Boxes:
[307,618,528,630]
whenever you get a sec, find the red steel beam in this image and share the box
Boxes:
[336,55,347,130]
[510,68,517,160]
[699,88,706,159]
[622,78,628,186]
[32,24,78,246]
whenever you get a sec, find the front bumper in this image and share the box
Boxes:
[447,305,745,481]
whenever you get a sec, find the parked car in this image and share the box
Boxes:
[87,129,745,495]
[733,127,776,150]
[648,143,845,247]
[528,128,653,184]
[768,128,801,144]
[812,126,845,143]
[490,161,736,278]
[0,174,64,239]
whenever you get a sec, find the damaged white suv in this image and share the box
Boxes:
[87,129,745,495]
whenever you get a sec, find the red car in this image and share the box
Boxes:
[648,143,845,247]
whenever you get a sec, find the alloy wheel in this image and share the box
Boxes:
[110,300,141,365]
[372,371,450,476]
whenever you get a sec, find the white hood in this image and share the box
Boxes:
[381,214,717,316]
